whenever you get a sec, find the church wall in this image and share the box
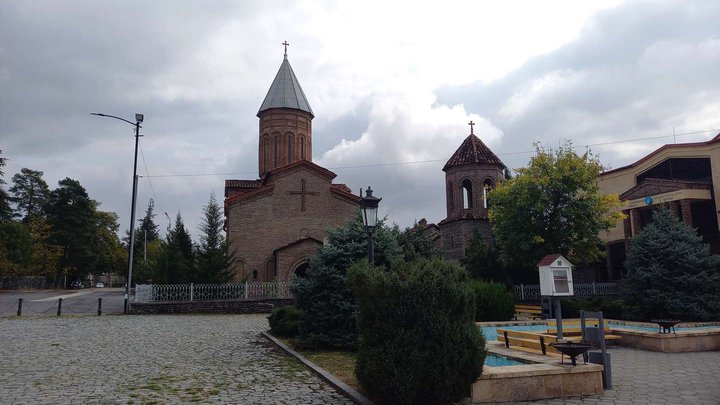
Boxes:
[439,219,492,261]
[275,239,321,281]
[227,167,357,282]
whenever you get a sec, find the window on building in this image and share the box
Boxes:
[301,136,305,159]
[447,181,454,211]
[461,179,473,209]
[274,135,279,166]
[287,134,294,162]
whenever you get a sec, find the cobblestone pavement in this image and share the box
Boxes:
[0,314,353,404]
[522,347,720,405]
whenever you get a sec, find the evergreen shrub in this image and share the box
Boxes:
[468,279,515,321]
[624,208,720,321]
[348,258,486,405]
[268,305,301,337]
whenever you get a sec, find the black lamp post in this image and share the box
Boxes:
[359,186,381,264]
[91,112,143,315]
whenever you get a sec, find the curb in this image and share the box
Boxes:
[261,331,374,405]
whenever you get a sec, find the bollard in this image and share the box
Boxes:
[97,297,103,316]
[57,298,63,316]
[17,298,23,316]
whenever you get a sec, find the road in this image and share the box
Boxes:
[0,288,127,317]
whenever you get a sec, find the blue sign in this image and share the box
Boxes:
[644,196,653,205]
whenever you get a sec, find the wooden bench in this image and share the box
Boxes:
[496,328,561,355]
[546,320,623,341]
[514,304,542,320]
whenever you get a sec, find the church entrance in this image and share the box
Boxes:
[293,262,310,278]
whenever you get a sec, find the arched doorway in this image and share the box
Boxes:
[293,262,310,278]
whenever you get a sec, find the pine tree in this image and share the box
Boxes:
[196,193,234,283]
[158,212,195,284]
[291,212,401,350]
[624,207,720,321]
[9,168,50,222]
[396,219,441,261]
[45,178,98,286]
[0,150,12,222]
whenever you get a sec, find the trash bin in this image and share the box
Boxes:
[588,351,612,389]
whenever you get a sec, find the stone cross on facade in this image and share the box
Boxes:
[288,178,319,211]
[282,41,289,57]
[468,120,475,135]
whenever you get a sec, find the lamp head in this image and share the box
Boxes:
[135,113,144,123]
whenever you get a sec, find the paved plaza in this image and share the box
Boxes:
[1,314,719,404]
[0,314,352,404]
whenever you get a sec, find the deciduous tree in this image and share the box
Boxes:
[490,142,623,282]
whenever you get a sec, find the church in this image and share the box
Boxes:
[224,47,360,282]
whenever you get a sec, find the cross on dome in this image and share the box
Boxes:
[282,41,289,58]
[468,120,475,135]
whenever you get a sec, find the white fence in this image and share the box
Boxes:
[134,281,292,302]
[513,282,619,300]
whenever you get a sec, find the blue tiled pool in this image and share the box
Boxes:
[484,354,526,367]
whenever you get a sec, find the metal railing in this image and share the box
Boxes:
[134,281,293,302]
[513,282,619,300]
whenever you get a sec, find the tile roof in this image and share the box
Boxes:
[225,179,262,188]
[443,134,505,171]
[257,55,314,118]
[537,254,563,267]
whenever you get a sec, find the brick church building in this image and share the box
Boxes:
[438,123,506,260]
[224,48,360,282]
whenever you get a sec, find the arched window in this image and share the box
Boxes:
[483,178,495,209]
[263,135,270,172]
[300,136,305,159]
[235,259,246,277]
[461,179,473,209]
[287,133,294,162]
[274,135,279,166]
[447,181,454,211]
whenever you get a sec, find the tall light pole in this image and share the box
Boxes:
[359,187,381,264]
[91,112,143,315]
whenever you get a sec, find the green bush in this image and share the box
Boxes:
[348,258,486,405]
[468,279,515,321]
[560,297,625,319]
[268,305,301,337]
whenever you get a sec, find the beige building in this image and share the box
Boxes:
[598,133,720,279]
[224,50,359,282]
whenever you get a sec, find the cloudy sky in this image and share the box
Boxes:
[2,0,719,238]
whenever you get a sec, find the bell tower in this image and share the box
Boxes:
[257,42,315,177]
[439,121,506,260]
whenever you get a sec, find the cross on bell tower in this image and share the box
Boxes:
[468,120,475,135]
[282,41,289,58]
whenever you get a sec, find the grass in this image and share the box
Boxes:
[278,337,360,392]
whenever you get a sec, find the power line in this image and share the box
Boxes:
[139,127,719,179]
[138,143,159,207]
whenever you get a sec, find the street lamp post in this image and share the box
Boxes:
[359,187,381,264]
[91,112,143,315]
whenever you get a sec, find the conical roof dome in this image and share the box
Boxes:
[443,134,505,171]
[257,54,314,118]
